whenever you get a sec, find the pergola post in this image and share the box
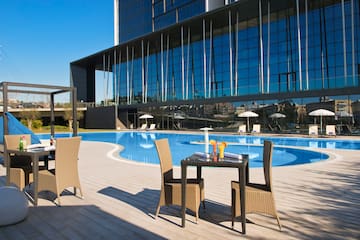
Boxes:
[50,93,55,137]
[72,87,78,136]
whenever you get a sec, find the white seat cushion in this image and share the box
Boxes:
[0,186,29,226]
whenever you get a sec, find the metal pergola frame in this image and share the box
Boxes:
[0,81,78,137]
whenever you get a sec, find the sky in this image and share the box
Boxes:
[0,0,114,103]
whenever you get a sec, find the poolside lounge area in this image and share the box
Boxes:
[0,138,359,239]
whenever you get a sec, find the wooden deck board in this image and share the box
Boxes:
[1,140,360,239]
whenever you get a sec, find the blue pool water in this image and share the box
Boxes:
[37,131,360,167]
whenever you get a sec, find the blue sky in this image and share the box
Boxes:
[0,0,113,102]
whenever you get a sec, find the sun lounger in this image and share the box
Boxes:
[252,124,261,134]
[139,123,147,130]
[308,124,318,136]
[237,125,246,134]
[147,124,156,131]
[325,125,336,137]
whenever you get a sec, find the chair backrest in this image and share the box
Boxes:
[263,140,273,190]
[326,125,336,135]
[238,125,246,133]
[154,138,173,183]
[140,124,147,130]
[4,134,31,150]
[149,124,156,130]
[54,137,81,185]
[252,124,261,133]
[309,125,318,135]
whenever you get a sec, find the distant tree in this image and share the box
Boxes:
[63,109,84,131]
[32,119,43,129]
[55,102,64,108]
[296,106,307,124]
[18,110,41,130]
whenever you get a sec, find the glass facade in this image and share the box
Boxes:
[113,0,360,105]
[72,0,360,131]
[119,0,152,43]
[119,0,206,43]
[153,0,205,30]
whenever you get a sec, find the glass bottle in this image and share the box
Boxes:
[219,144,225,160]
[19,136,24,151]
[22,136,27,150]
[212,143,217,162]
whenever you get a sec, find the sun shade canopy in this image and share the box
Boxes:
[0,82,78,137]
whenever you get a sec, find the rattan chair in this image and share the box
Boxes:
[154,138,205,222]
[37,136,83,205]
[5,134,33,190]
[231,140,281,230]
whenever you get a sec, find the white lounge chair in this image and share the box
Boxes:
[326,125,336,137]
[308,124,318,136]
[252,124,261,134]
[139,123,147,130]
[148,124,156,131]
[238,125,246,134]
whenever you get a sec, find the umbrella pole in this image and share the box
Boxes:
[247,117,250,133]
[320,116,322,134]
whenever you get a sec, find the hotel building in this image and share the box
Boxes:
[71,0,360,130]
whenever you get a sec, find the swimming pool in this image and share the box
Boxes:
[37,131,360,168]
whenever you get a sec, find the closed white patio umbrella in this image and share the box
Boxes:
[200,127,213,154]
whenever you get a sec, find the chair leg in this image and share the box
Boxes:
[231,188,236,228]
[75,187,84,199]
[155,188,166,218]
[44,158,49,170]
[79,188,84,199]
[56,194,61,206]
[271,196,282,231]
[195,210,199,223]
[276,215,282,231]
[155,203,161,218]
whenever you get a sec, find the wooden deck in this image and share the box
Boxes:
[0,140,359,239]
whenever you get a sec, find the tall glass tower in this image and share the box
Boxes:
[71,0,360,129]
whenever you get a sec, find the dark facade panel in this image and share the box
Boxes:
[71,64,95,102]
[85,106,116,129]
